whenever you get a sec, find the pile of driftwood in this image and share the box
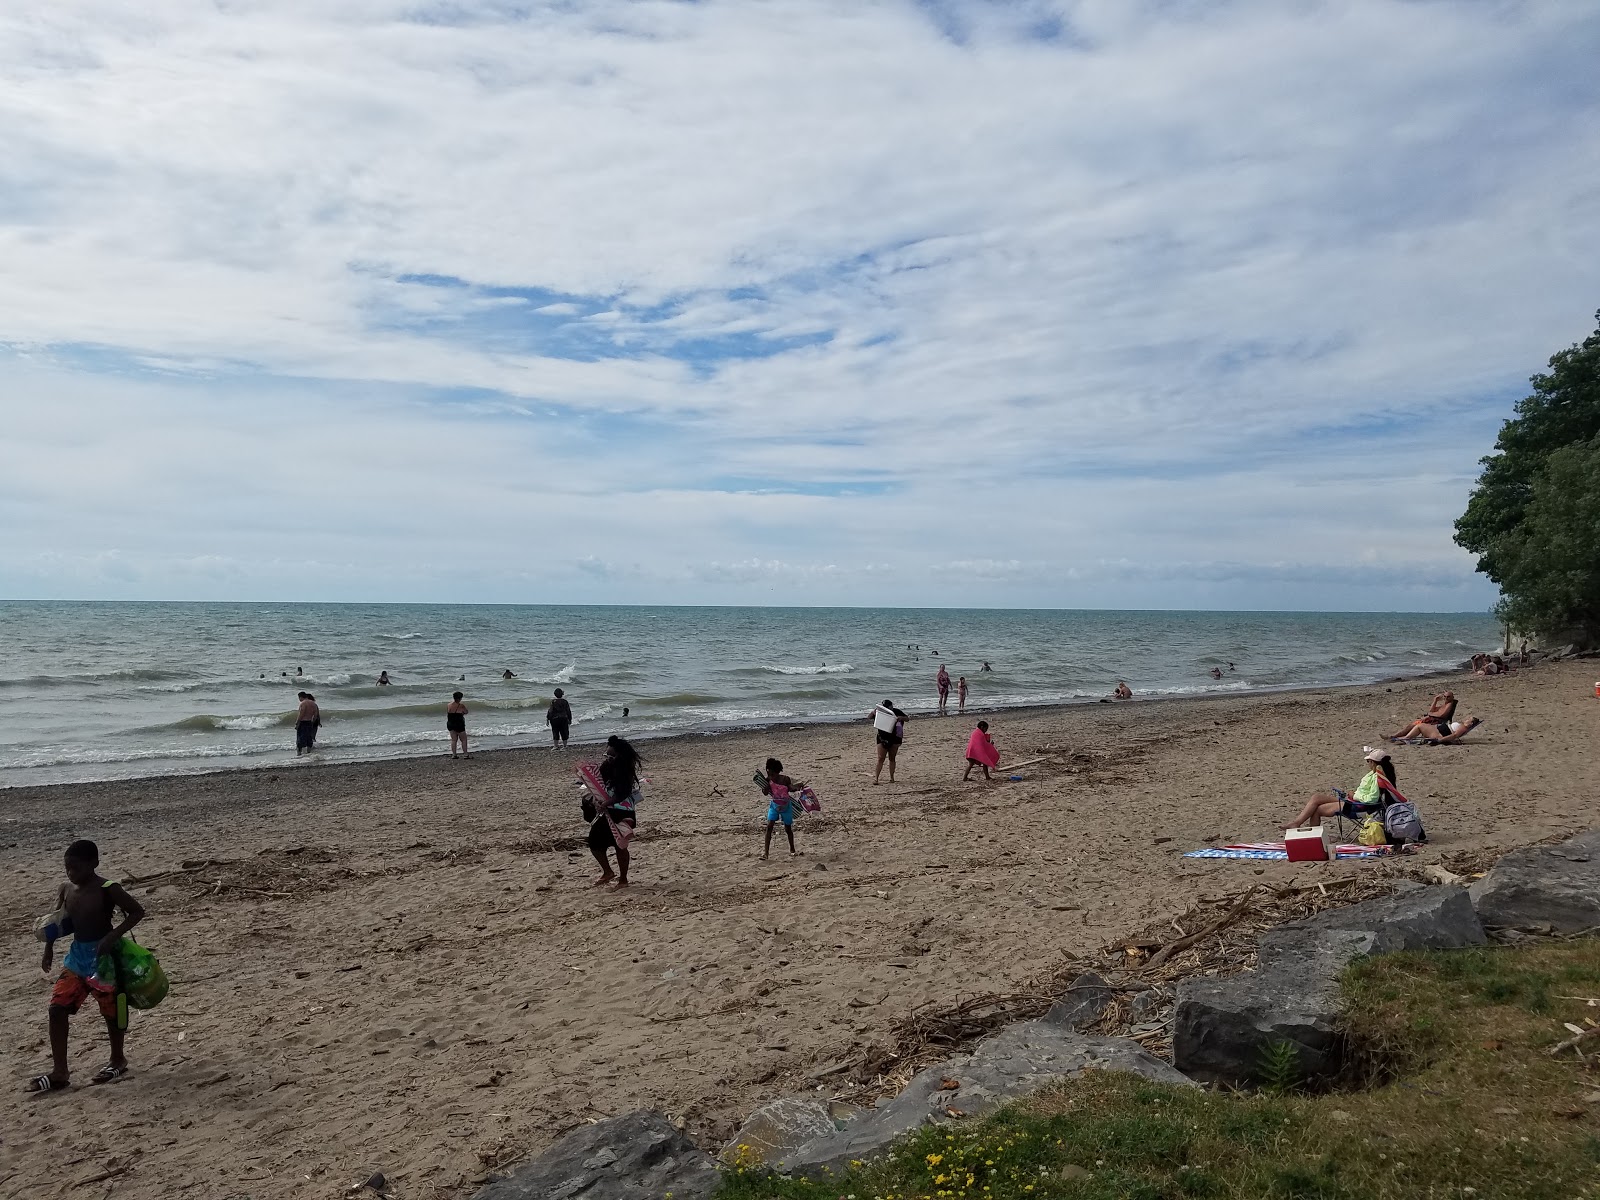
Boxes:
[831,864,1430,1101]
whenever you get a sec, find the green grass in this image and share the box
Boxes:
[716,940,1600,1200]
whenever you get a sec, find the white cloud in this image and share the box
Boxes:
[0,0,1596,607]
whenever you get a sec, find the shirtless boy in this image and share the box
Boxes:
[31,840,145,1092]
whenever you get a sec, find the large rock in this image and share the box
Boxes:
[474,1110,720,1200]
[1471,829,1600,933]
[1174,885,1484,1088]
[1042,971,1117,1030]
[785,1021,1191,1177]
[722,1096,850,1169]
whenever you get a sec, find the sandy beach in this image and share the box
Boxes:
[3,661,1597,1199]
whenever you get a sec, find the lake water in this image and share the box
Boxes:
[0,602,1499,787]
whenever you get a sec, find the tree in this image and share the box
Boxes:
[1488,438,1600,644]
[1455,312,1600,580]
[1455,310,1600,644]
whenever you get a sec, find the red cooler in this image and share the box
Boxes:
[1285,826,1328,861]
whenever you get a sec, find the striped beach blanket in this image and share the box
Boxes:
[1183,841,1392,861]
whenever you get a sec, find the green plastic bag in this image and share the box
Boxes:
[96,940,169,1011]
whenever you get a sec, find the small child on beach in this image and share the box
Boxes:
[963,720,1000,782]
[31,839,145,1092]
[760,757,801,859]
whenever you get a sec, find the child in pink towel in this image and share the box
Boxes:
[963,721,1000,781]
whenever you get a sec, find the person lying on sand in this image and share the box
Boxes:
[1288,747,1399,830]
[759,757,801,859]
[1391,716,1482,745]
[1389,691,1456,741]
[30,839,145,1092]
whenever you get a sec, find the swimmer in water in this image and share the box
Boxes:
[502,669,516,679]
[377,671,391,686]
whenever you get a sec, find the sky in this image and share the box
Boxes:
[1,0,1597,611]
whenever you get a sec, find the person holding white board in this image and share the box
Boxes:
[870,700,909,785]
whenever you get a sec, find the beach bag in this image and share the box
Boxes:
[1384,801,1424,844]
[797,785,822,813]
[95,940,169,1011]
[1357,814,1389,847]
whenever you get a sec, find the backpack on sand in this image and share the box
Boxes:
[1383,801,1425,844]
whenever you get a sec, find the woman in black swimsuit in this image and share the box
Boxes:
[446,691,468,758]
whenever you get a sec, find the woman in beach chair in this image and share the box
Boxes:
[1288,747,1401,831]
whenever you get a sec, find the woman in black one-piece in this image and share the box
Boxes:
[446,691,468,758]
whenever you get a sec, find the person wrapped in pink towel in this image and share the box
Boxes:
[963,720,1000,781]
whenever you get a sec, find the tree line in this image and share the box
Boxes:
[1455,310,1600,649]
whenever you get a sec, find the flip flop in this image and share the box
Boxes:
[27,1075,68,1093]
[91,1064,129,1085]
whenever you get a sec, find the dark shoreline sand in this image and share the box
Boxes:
[2,660,1595,1198]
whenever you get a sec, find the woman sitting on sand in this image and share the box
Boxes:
[1389,692,1456,741]
[1288,747,1401,830]
[588,736,643,888]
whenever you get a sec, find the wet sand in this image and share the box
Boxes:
[2,661,1596,1198]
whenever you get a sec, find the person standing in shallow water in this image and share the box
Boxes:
[957,675,969,714]
[295,692,319,756]
[446,692,468,758]
[546,688,572,748]
[936,663,951,715]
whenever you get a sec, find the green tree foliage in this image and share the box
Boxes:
[1455,310,1600,643]
[1489,438,1600,643]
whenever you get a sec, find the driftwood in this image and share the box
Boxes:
[1142,885,1259,972]
[1549,1024,1600,1057]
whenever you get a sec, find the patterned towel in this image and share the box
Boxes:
[1183,841,1389,861]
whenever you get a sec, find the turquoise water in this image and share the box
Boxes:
[0,602,1499,787]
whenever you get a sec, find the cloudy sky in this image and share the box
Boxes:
[1,0,1596,610]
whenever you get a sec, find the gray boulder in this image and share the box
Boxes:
[786,1021,1191,1177]
[722,1096,851,1170]
[1042,971,1117,1030]
[1471,829,1600,933]
[1174,885,1484,1088]
[475,1110,720,1200]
